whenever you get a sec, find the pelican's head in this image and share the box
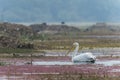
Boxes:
[65,42,79,56]
[73,42,79,46]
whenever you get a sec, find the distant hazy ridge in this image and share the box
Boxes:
[0,0,120,22]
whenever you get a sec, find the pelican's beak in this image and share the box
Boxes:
[65,45,74,56]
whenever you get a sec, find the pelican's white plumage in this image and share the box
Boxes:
[67,42,96,63]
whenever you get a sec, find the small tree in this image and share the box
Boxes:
[42,22,47,26]
[61,21,65,25]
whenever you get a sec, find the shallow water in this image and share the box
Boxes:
[33,60,120,66]
[0,76,23,80]
[33,61,73,65]
[96,60,120,66]
[33,61,94,65]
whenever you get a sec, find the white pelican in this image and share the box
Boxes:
[66,42,96,63]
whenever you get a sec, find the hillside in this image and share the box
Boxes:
[0,22,34,48]
[30,23,81,34]
[0,22,81,48]
[84,23,119,34]
[0,22,34,38]
[0,22,120,48]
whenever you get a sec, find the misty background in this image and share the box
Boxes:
[0,0,120,23]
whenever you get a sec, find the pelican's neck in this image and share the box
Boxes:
[73,45,79,57]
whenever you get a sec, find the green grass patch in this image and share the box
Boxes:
[0,48,35,54]
[0,62,7,66]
